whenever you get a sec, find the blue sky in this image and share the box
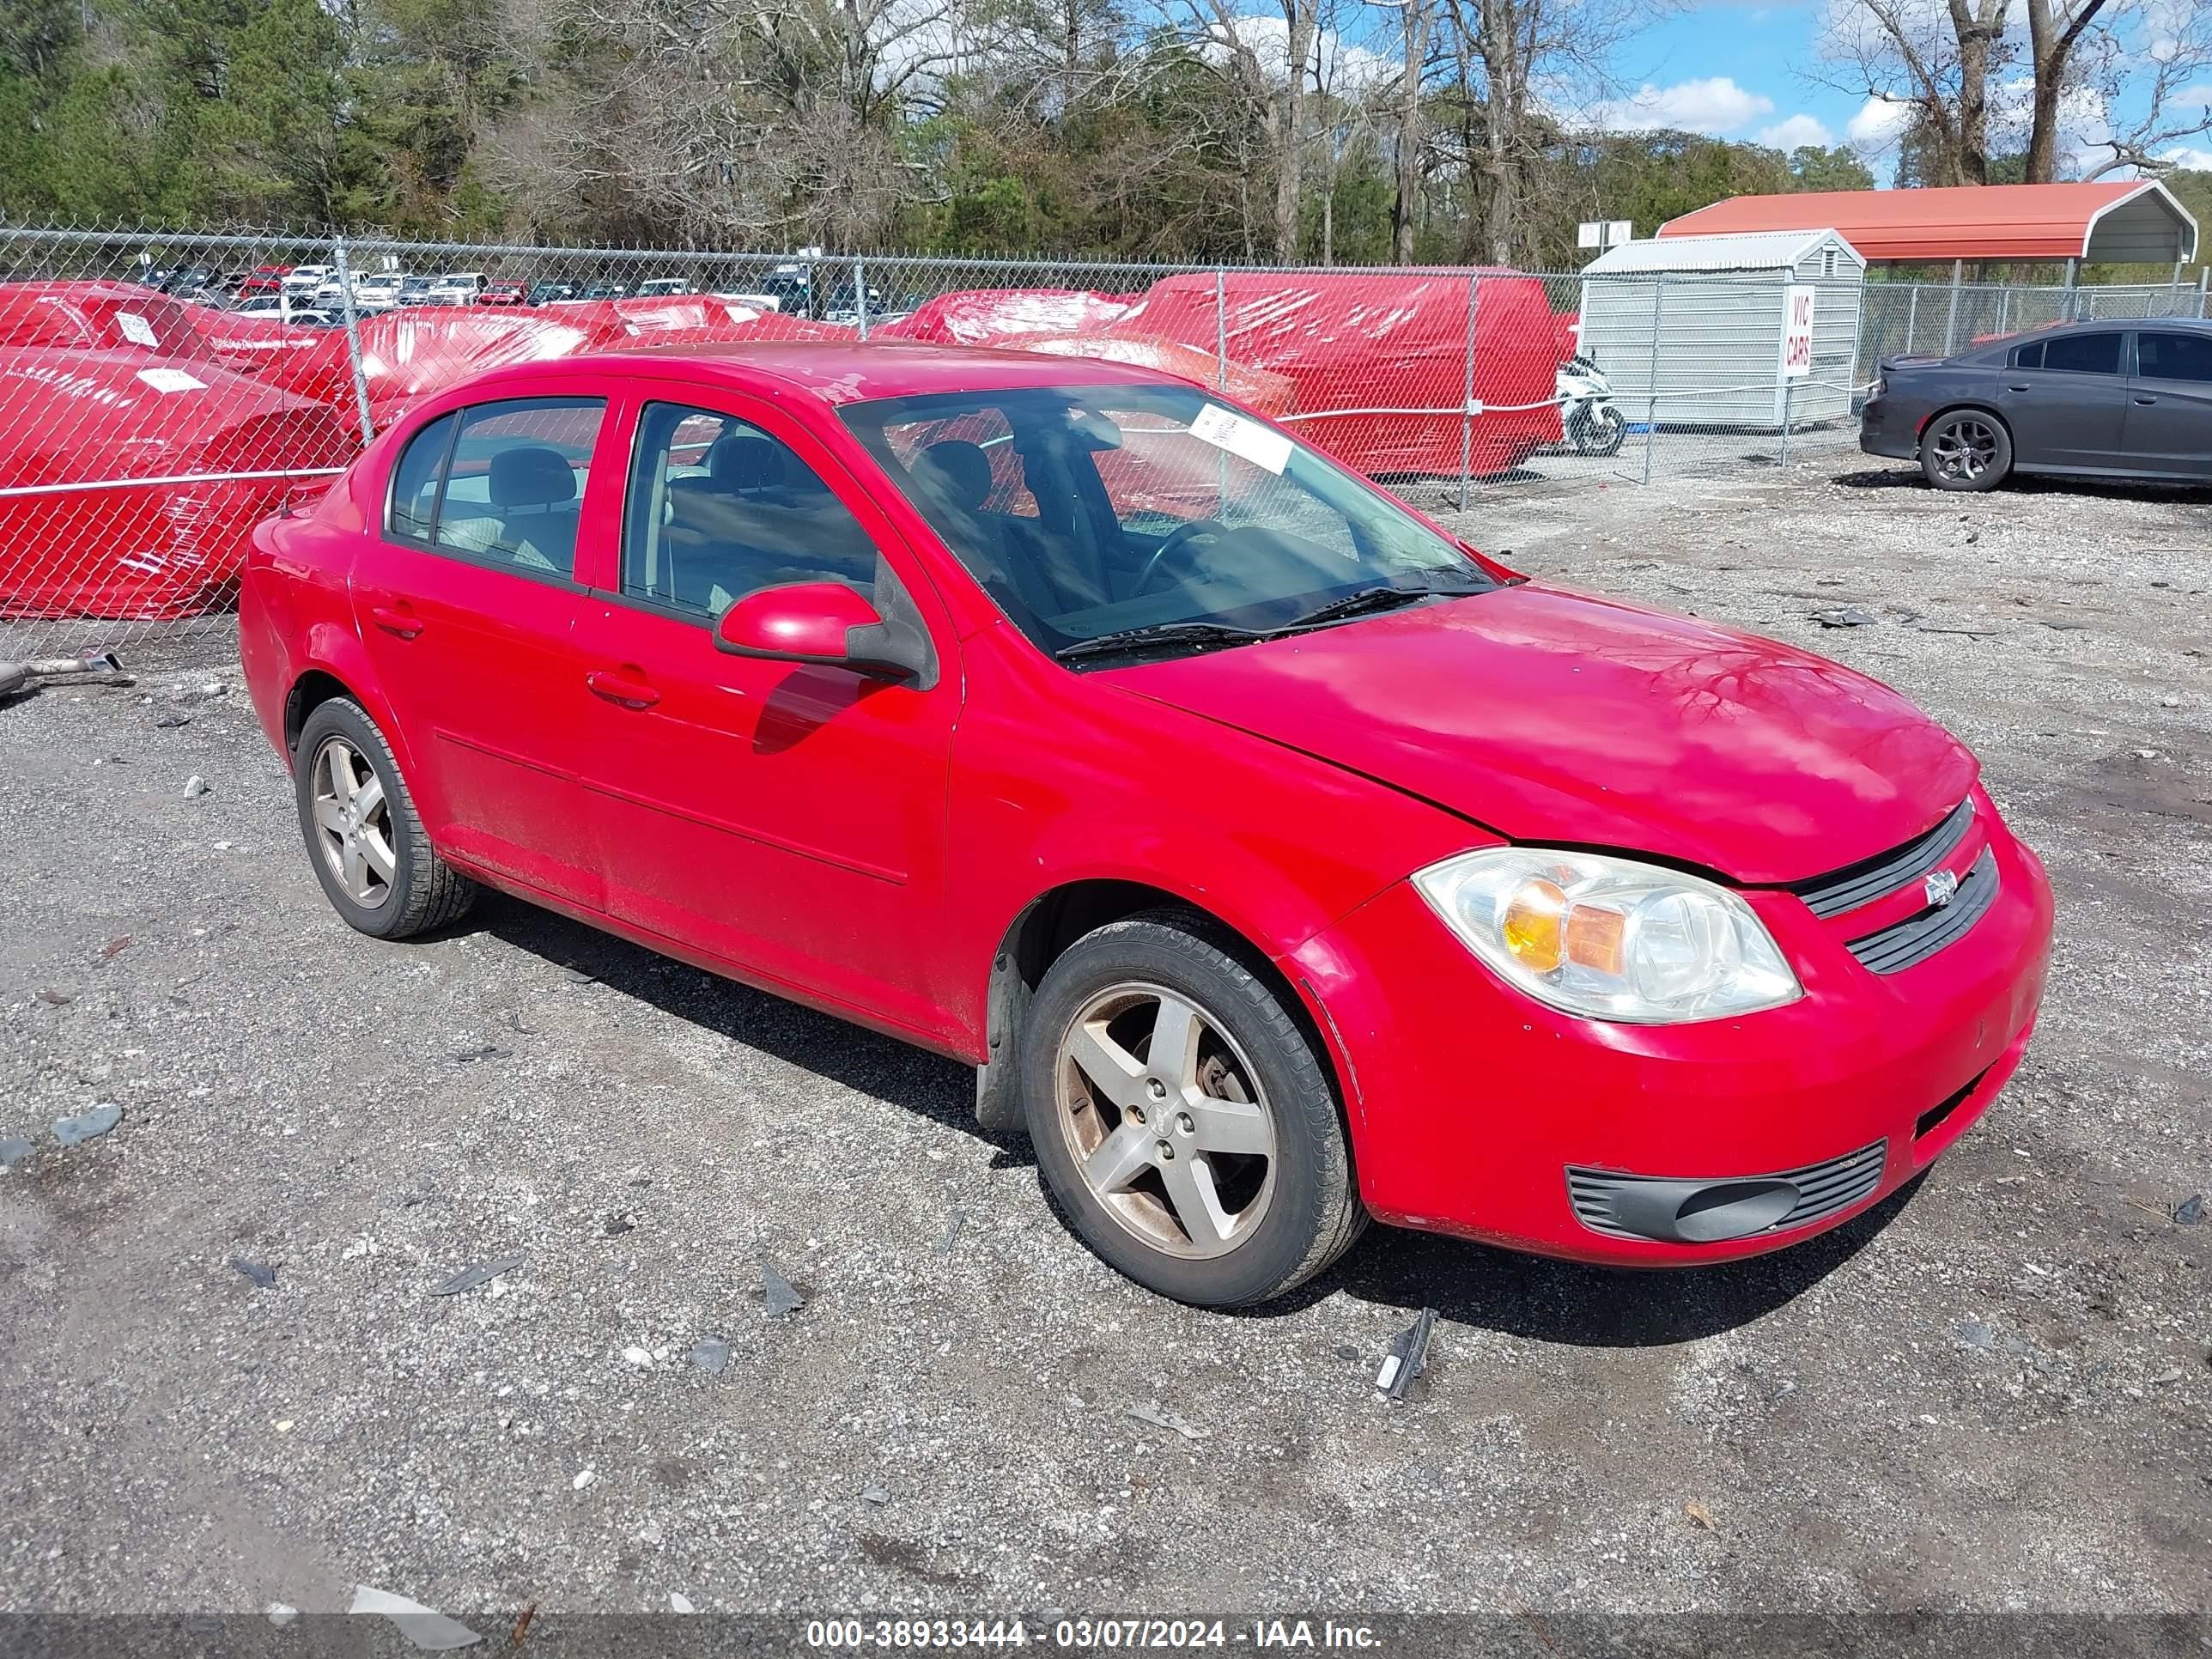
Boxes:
[1589,0,1908,163]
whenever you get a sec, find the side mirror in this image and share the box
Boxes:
[714,580,934,686]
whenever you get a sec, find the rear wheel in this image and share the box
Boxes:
[1571,404,1627,457]
[294,697,478,939]
[1920,410,2011,491]
[1021,912,1364,1306]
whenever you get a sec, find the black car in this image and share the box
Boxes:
[1861,317,2212,490]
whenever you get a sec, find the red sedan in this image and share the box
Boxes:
[238,342,2053,1306]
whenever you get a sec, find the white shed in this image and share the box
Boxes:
[1577,229,1866,429]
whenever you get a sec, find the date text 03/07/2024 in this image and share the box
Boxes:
[803,1619,1383,1650]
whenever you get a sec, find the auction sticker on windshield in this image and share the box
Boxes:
[1189,402,1292,475]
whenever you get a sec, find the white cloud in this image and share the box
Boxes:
[1587,77,1776,136]
[1846,95,1915,150]
[1201,14,1395,91]
[2160,144,2212,170]
[1759,113,1835,149]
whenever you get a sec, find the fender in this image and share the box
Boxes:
[284,617,422,787]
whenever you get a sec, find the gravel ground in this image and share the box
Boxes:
[1,452,2207,1630]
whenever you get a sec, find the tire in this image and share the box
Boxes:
[1920,410,2011,491]
[1020,910,1365,1306]
[293,696,478,939]
[1571,404,1627,457]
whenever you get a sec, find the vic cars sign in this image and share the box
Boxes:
[1781,284,1816,380]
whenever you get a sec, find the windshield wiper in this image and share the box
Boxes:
[1272,580,1482,635]
[1054,620,1270,663]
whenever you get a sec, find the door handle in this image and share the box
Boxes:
[2005,384,2031,392]
[369,604,422,639]
[2133,395,2157,405]
[586,669,661,708]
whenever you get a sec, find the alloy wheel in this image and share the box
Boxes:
[309,734,397,908]
[1930,418,1998,482]
[1055,981,1277,1258]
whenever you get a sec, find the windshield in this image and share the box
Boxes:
[840,384,1492,663]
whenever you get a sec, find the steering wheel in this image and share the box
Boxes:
[1133,519,1228,595]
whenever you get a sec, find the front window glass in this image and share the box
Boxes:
[2136,331,2212,384]
[841,385,1491,664]
[623,402,878,617]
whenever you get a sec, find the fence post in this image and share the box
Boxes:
[2063,258,2079,321]
[331,235,375,447]
[854,254,870,341]
[1456,271,1479,512]
[1996,289,2009,337]
[1642,277,1667,485]
[2200,269,2209,319]
[1943,260,1962,354]
[1905,286,1918,355]
[1212,268,1227,390]
[1780,373,1792,467]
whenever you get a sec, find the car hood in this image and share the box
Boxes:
[1100,584,1977,884]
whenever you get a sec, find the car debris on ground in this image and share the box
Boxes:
[761,1261,805,1317]
[348,1584,483,1650]
[431,1257,525,1297]
[1376,1308,1437,1401]
[52,1103,121,1147]
[229,1258,277,1289]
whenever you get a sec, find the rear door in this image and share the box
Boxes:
[2124,329,2212,479]
[569,388,965,1045]
[1996,331,2130,470]
[352,387,622,908]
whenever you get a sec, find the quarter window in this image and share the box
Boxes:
[2012,340,2044,370]
[622,401,877,617]
[2136,330,2212,384]
[2039,332,2122,376]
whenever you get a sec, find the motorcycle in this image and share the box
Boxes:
[1557,351,1626,456]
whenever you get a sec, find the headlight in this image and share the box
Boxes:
[1412,848,1802,1024]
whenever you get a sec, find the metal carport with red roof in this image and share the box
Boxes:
[1657,181,2199,270]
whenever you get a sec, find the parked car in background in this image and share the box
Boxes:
[284,265,332,297]
[240,341,2051,1308]
[528,282,580,307]
[395,276,440,307]
[580,280,630,301]
[233,294,320,320]
[711,290,782,313]
[352,274,406,312]
[637,277,695,297]
[478,283,529,307]
[238,265,294,296]
[428,272,487,305]
[1863,317,2212,489]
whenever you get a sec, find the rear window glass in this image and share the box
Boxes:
[2012,340,2043,370]
[2041,333,2121,375]
[387,412,456,544]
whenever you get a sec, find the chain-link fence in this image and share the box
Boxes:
[3,220,2206,665]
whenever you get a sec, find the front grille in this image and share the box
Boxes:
[1846,846,1999,974]
[1567,1139,1889,1241]
[1791,798,1975,919]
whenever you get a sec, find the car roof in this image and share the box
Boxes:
[530,339,1195,405]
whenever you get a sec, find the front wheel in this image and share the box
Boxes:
[1920,410,2011,491]
[1571,404,1627,457]
[1020,913,1365,1306]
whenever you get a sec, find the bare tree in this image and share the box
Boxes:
[1149,0,1319,258]
[1438,0,1648,264]
[1817,0,2014,185]
[1376,0,1431,262]
[2027,0,2212,179]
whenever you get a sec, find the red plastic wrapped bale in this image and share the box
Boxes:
[0,281,222,362]
[878,289,1139,345]
[1104,270,1563,477]
[0,347,355,620]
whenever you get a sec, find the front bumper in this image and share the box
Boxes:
[1859,396,1919,460]
[1289,795,2053,1266]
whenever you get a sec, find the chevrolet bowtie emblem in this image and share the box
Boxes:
[1923,868,1960,908]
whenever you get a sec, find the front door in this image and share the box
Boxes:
[571,392,963,1045]
[1996,330,2130,470]
[352,391,619,908]
[2124,329,2212,480]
